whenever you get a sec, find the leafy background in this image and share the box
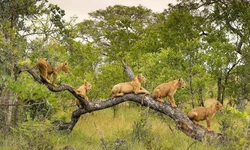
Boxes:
[0,0,250,149]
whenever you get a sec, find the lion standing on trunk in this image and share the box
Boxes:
[110,73,150,97]
[187,101,223,130]
[152,78,186,107]
[20,58,69,86]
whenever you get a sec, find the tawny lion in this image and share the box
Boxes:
[20,58,69,86]
[187,101,223,130]
[75,81,92,108]
[152,78,186,107]
[110,73,150,97]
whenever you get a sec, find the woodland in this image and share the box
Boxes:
[0,0,250,150]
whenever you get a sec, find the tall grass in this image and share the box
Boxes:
[1,102,248,150]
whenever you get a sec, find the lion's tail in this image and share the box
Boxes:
[110,91,114,97]
[151,89,159,99]
[187,111,198,120]
[19,63,37,74]
[110,87,115,97]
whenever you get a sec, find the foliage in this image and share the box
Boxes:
[9,119,56,150]
[1,0,250,149]
[219,107,249,149]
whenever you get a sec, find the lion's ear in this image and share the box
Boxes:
[178,78,183,81]
[138,73,142,79]
[64,62,68,65]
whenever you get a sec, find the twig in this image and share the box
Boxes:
[187,141,197,150]
[157,113,174,134]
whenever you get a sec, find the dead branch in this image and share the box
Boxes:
[23,65,224,142]
[21,69,89,108]
[58,93,223,141]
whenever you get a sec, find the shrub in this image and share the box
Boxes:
[9,119,56,150]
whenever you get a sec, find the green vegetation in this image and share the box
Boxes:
[0,0,250,149]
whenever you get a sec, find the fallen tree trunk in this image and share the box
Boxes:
[23,67,224,141]
[58,93,224,141]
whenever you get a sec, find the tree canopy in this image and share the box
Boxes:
[0,0,250,149]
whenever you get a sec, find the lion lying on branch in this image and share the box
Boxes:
[20,58,69,86]
[110,73,150,97]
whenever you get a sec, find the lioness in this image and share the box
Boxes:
[152,78,186,107]
[187,101,223,130]
[75,81,92,108]
[20,58,69,86]
[110,73,150,97]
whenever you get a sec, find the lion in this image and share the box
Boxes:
[110,73,150,97]
[187,101,223,130]
[151,78,186,107]
[75,81,92,108]
[20,58,69,86]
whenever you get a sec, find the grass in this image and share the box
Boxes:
[1,101,248,150]
[51,104,226,150]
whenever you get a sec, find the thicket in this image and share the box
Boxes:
[1,0,250,149]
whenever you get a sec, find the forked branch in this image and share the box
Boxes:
[23,66,224,142]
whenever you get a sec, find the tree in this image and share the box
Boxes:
[0,0,69,139]
[22,63,224,142]
[77,5,157,61]
[166,0,250,106]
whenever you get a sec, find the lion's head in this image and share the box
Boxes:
[62,62,69,73]
[84,81,92,91]
[178,78,186,88]
[216,102,223,111]
[137,73,146,83]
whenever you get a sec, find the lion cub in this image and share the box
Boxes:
[20,58,69,86]
[75,81,92,108]
[187,101,223,130]
[152,78,186,107]
[110,73,150,97]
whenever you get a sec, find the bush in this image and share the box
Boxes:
[219,107,249,149]
[9,119,56,150]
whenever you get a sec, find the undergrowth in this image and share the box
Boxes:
[0,103,249,150]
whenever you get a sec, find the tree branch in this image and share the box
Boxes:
[23,66,224,142]
[23,69,89,108]
[58,93,223,141]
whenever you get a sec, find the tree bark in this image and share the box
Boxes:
[58,93,224,141]
[23,65,224,142]
[21,69,89,109]
[189,76,195,108]
[198,87,204,107]
[217,76,222,104]
[121,60,134,80]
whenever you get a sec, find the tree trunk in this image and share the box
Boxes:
[23,63,224,142]
[13,98,19,126]
[198,87,204,106]
[5,30,15,139]
[237,75,248,111]
[58,93,223,141]
[189,76,194,108]
[121,60,134,80]
[4,91,12,139]
[217,76,222,104]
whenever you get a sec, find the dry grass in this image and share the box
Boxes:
[2,101,248,150]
